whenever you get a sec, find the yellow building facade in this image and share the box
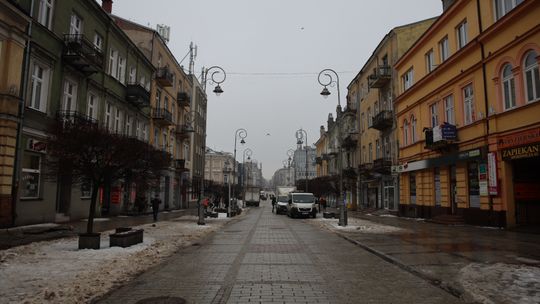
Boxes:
[394,0,539,227]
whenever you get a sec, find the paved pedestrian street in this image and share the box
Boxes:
[98,204,460,304]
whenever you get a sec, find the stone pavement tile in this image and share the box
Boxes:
[237,265,324,282]
[242,253,312,265]
[196,244,243,253]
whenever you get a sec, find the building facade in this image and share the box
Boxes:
[395,0,539,227]
[348,18,436,211]
[0,0,30,227]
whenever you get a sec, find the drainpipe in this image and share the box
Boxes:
[476,0,494,225]
[12,0,35,226]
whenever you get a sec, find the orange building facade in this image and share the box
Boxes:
[394,0,539,227]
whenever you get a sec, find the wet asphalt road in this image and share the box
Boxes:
[98,203,461,304]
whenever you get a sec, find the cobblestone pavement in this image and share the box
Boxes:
[98,204,461,304]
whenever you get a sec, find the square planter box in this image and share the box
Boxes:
[110,229,144,248]
[217,213,227,219]
[323,212,335,219]
[79,233,101,250]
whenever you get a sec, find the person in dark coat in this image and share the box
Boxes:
[151,194,161,222]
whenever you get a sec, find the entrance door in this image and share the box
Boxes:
[513,157,540,225]
[450,165,457,214]
[384,186,395,210]
[56,173,72,216]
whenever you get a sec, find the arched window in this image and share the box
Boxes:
[411,116,417,143]
[524,51,539,102]
[502,64,516,110]
[403,120,409,146]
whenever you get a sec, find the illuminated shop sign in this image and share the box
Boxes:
[501,143,540,160]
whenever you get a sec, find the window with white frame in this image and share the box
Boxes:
[104,103,113,131]
[29,61,50,112]
[142,123,148,141]
[403,120,409,146]
[37,0,54,29]
[125,114,132,136]
[402,67,414,91]
[367,107,372,127]
[368,143,373,163]
[114,108,122,134]
[162,130,167,150]
[524,50,540,102]
[62,79,77,112]
[155,90,161,108]
[426,49,435,73]
[21,153,41,199]
[495,0,524,20]
[69,13,82,35]
[502,64,516,110]
[463,84,474,125]
[93,33,103,51]
[154,128,159,148]
[135,119,140,139]
[444,95,455,124]
[170,136,175,155]
[439,36,449,62]
[411,117,417,143]
[456,20,468,50]
[87,92,98,120]
[375,139,380,159]
[117,55,126,84]
[108,48,118,76]
[430,102,439,127]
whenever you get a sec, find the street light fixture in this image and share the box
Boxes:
[231,128,247,215]
[317,68,347,226]
[287,149,295,187]
[296,128,309,192]
[223,160,232,215]
[197,65,227,226]
[242,148,253,207]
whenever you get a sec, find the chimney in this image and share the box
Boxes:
[102,0,113,14]
[441,0,455,11]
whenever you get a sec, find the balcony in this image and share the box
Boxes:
[322,154,331,161]
[315,157,323,165]
[63,34,104,75]
[373,157,392,174]
[56,110,98,127]
[174,124,194,139]
[371,110,393,131]
[151,107,174,126]
[343,167,357,179]
[126,82,150,108]
[341,135,358,150]
[368,65,391,88]
[425,123,458,151]
[155,67,174,87]
[175,159,188,172]
[177,92,191,107]
[358,163,373,178]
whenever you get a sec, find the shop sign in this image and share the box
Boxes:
[501,143,540,160]
[458,149,481,160]
[479,164,488,196]
[27,138,47,153]
[487,152,499,196]
[498,128,540,149]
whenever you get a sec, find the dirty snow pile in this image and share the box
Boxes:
[0,215,232,303]
[459,263,540,304]
[313,217,405,234]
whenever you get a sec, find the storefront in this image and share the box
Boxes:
[498,128,540,226]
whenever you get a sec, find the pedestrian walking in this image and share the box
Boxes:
[271,196,277,213]
[202,197,210,216]
[151,194,161,222]
[320,196,327,212]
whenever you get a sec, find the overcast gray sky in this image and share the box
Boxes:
[111,0,442,179]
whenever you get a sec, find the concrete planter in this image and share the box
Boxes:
[78,233,101,250]
[110,229,144,248]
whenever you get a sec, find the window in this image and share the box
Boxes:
[129,66,136,83]
[463,84,474,125]
[495,0,524,20]
[468,162,480,208]
[93,33,103,51]
[402,68,414,91]
[502,64,516,110]
[456,20,468,49]
[426,49,435,73]
[155,90,161,108]
[375,140,380,159]
[411,116,417,143]
[69,13,82,35]
[374,101,379,114]
[108,48,118,76]
[524,51,540,102]
[410,173,416,204]
[117,56,125,84]
[430,103,439,127]
[87,92,98,120]
[114,108,122,134]
[21,153,41,199]
[361,113,365,132]
[105,103,112,131]
[439,36,449,62]
[135,120,141,139]
[368,143,373,163]
[154,128,159,148]
[403,120,409,146]
[142,123,148,142]
[367,107,372,127]
[62,79,77,112]
[37,0,54,29]
[164,95,169,111]
[125,115,132,136]
[162,130,167,150]
[444,95,455,124]
[434,168,441,206]
[29,61,50,112]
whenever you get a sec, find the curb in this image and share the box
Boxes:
[333,231,468,301]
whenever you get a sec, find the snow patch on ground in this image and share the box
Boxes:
[3,223,61,232]
[459,263,540,304]
[313,217,405,234]
[0,215,232,303]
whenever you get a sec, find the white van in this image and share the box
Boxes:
[286,192,317,218]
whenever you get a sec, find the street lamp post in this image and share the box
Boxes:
[317,68,347,226]
[223,160,231,216]
[296,129,309,192]
[242,148,253,208]
[197,66,227,226]
[287,149,295,187]
[231,128,247,216]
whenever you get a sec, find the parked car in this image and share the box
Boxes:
[286,192,317,218]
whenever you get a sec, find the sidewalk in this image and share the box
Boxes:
[0,207,197,250]
[317,210,540,303]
